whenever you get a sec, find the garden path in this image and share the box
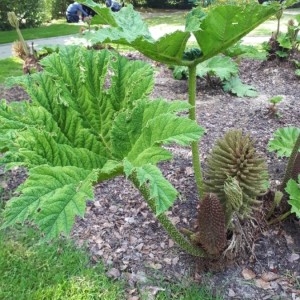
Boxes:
[0,28,269,59]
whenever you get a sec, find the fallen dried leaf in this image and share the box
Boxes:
[185,167,193,176]
[291,289,300,296]
[172,257,179,265]
[284,233,294,245]
[228,288,236,297]
[106,268,120,279]
[127,296,139,300]
[261,271,280,282]
[288,253,300,263]
[242,268,256,280]
[168,239,174,248]
[163,258,172,265]
[255,278,271,289]
[136,243,144,251]
[125,217,136,224]
[149,263,162,270]
[169,216,180,225]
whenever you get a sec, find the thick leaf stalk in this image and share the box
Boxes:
[129,173,205,257]
[188,64,204,199]
[281,132,300,191]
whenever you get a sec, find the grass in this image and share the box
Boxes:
[140,279,222,300]
[248,9,300,36]
[0,57,23,84]
[0,21,82,44]
[0,218,221,300]
[0,222,125,300]
[140,9,188,26]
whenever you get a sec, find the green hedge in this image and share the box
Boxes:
[0,0,48,31]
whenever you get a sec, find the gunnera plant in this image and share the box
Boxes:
[204,129,268,224]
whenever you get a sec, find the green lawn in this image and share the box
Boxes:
[0,222,125,300]
[0,220,221,300]
[0,22,82,44]
[0,57,23,84]
[248,8,300,36]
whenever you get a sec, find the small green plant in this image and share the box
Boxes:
[173,54,238,81]
[173,54,258,97]
[267,95,283,117]
[264,13,300,59]
[292,58,300,76]
[223,42,266,60]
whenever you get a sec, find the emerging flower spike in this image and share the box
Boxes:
[198,193,227,255]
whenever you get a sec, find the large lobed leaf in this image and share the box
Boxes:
[172,55,238,80]
[0,47,204,237]
[268,127,300,157]
[192,4,281,62]
[80,1,284,65]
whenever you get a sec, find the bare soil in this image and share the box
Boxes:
[0,53,300,300]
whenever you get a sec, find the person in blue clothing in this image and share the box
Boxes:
[66,1,89,23]
[105,0,124,12]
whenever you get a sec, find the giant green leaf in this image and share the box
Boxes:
[80,1,283,65]
[192,4,281,62]
[0,47,204,237]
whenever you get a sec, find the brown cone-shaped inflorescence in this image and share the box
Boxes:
[198,193,227,255]
[204,129,268,222]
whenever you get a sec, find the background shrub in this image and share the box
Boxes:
[0,0,49,31]
[51,0,69,19]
